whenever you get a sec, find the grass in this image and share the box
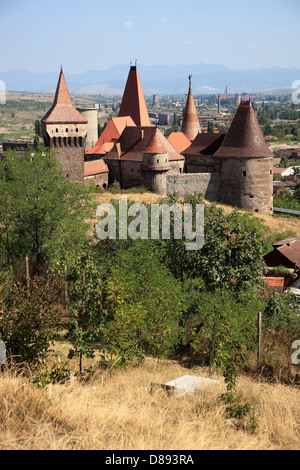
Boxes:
[0,355,299,450]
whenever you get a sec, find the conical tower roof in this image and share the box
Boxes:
[144,127,168,154]
[42,68,87,124]
[214,100,272,158]
[118,65,151,127]
[181,75,201,140]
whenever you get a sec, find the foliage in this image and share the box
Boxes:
[0,278,62,364]
[66,250,107,372]
[273,191,300,211]
[102,241,184,366]
[263,292,300,381]
[0,148,95,269]
[188,289,263,391]
[33,358,70,387]
[162,194,266,291]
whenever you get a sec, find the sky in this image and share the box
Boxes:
[0,0,300,73]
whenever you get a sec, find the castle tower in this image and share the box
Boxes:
[214,100,273,214]
[142,128,170,195]
[181,75,201,141]
[76,106,98,151]
[118,64,151,127]
[41,67,87,183]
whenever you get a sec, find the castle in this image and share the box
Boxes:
[41,65,273,215]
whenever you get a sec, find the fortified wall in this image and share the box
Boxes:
[166,173,219,201]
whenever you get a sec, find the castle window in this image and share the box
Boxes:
[79,137,83,147]
[66,128,68,132]
[157,159,159,163]
[255,209,259,213]
[243,171,247,177]
[76,128,79,132]
[270,170,273,175]
[56,128,58,132]
[250,195,254,199]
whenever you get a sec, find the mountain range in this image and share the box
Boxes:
[0,64,299,96]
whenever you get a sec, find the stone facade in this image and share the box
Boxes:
[218,156,273,213]
[166,173,220,201]
[43,122,86,184]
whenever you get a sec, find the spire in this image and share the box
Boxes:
[144,127,167,154]
[181,75,201,140]
[214,100,273,158]
[118,64,151,127]
[42,68,87,124]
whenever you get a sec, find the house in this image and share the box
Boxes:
[263,238,300,273]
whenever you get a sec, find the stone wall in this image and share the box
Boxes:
[218,157,273,214]
[166,173,219,201]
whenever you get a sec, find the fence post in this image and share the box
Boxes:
[257,311,262,368]
[25,257,30,290]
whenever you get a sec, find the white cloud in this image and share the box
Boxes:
[123,21,134,28]
[160,18,167,22]
[183,40,193,46]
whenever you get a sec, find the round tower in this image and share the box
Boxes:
[76,106,98,151]
[214,100,273,214]
[142,128,170,195]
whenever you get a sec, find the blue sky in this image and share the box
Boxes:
[1,0,299,73]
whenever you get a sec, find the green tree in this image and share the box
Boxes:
[102,241,183,366]
[34,120,42,137]
[207,121,215,133]
[66,250,107,373]
[0,278,62,364]
[0,148,95,269]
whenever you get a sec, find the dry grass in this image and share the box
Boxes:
[0,358,299,450]
[92,192,300,238]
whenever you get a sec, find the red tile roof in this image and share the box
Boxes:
[144,128,168,154]
[167,132,191,153]
[105,126,184,163]
[214,101,273,158]
[86,116,135,155]
[42,69,88,124]
[84,159,109,177]
[118,66,151,127]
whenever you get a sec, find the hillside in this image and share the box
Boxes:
[0,357,299,450]
[94,192,300,239]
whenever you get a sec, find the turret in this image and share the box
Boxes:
[41,67,87,183]
[214,100,273,214]
[181,75,201,141]
[142,128,170,195]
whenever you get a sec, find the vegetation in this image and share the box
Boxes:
[0,149,299,450]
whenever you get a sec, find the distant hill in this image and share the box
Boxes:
[0,64,299,96]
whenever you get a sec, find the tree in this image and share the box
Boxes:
[0,148,95,269]
[66,250,107,373]
[207,121,215,133]
[0,278,62,364]
[34,120,42,137]
[102,240,183,366]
